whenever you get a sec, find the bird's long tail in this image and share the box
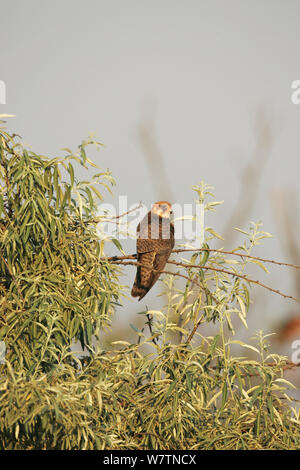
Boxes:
[131,281,148,300]
[131,255,156,300]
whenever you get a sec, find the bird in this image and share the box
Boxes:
[131,201,175,300]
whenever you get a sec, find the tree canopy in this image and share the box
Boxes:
[0,125,299,450]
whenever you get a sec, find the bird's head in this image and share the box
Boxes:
[151,201,173,218]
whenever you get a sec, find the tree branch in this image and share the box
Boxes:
[107,256,300,304]
[172,248,300,270]
[106,249,300,270]
[166,259,300,303]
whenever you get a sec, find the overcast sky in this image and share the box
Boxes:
[1,0,299,339]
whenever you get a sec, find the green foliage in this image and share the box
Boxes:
[0,127,299,450]
[0,128,120,370]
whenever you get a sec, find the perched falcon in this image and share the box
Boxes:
[131,201,175,300]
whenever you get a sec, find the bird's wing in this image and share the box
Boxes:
[131,248,157,299]
[132,241,173,300]
[145,246,173,294]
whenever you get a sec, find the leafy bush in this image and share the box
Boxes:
[0,126,299,450]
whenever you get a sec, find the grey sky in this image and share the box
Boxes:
[1,0,299,337]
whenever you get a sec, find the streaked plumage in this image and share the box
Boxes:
[131,201,174,300]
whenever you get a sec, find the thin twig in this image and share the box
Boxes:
[167,259,300,304]
[172,248,300,270]
[65,203,144,227]
[99,202,144,226]
[186,313,205,344]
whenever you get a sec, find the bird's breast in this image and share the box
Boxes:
[138,213,173,241]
